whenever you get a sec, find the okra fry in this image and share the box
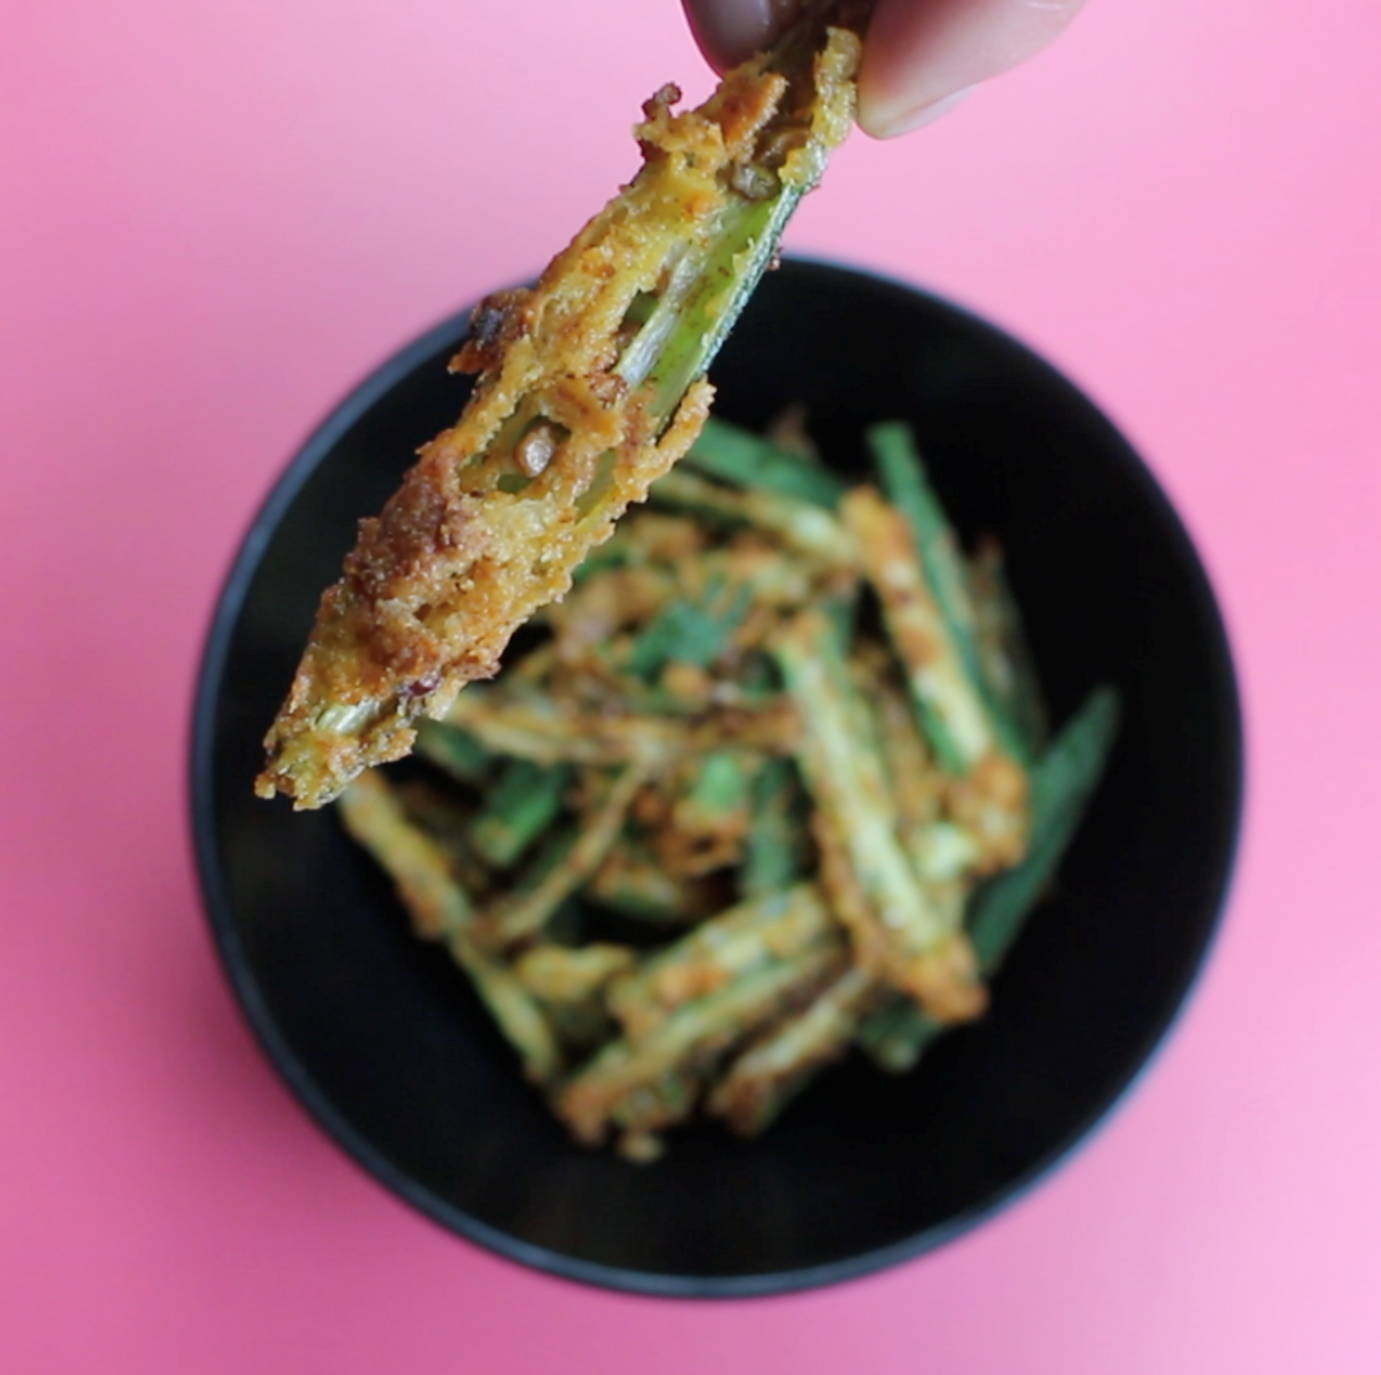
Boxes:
[685,416,847,508]
[650,469,858,567]
[771,609,986,1023]
[840,658,973,1059]
[607,882,836,1038]
[331,398,1113,1151]
[868,423,989,711]
[484,761,652,946]
[840,484,992,773]
[867,719,984,887]
[447,688,798,765]
[556,944,844,1145]
[626,583,754,679]
[844,485,1030,871]
[852,645,945,845]
[701,543,820,608]
[414,719,491,786]
[338,770,474,940]
[611,1071,702,1134]
[968,537,1050,757]
[392,778,492,894]
[513,943,637,1003]
[585,840,723,924]
[708,965,878,1136]
[446,690,678,764]
[872,426,1032,765]
[857,687,1121,1073]
[257,13,863,808]
[854,993,943,1074]
[338,772,560,1082]
[469,759,572,867]
[739,755,812,897]
[971,686,1120,968]
[671,749,755,837]
[448,938,566,1085]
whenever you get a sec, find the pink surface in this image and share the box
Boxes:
[4,1,1379,1370]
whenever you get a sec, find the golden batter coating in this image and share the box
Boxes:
[257,18,862,808]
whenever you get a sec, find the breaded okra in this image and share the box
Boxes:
[258,10,864,808]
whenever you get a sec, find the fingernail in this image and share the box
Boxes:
[870,85,976,140]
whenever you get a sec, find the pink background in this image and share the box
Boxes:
[5,1,1380,1370]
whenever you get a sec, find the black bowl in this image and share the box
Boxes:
[192,259,1242,1296]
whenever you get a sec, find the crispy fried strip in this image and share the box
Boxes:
[481,761,652,947]
[842,486,1030,873]
[556,944,844,1146]
[391,778,492,895]
[841,485,993,768]
[858,687,1121,1073]
[584,839,724,924]
[968,537,1050,757]
[650,468,858,567]
[739,755,812,897]
[257,17,862,808]
[655,749,758,877]
[607,882,836,1038]
[772,610,987,1024]
[338,772,561,1082]
[708,964,879,1135]
[513,943,636,1003]
[444,687,800,765]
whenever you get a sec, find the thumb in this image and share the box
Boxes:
[858,0,1088,138]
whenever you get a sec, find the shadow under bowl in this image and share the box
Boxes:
[191,258,1242,1297]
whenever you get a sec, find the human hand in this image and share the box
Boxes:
[680,0,1087,138]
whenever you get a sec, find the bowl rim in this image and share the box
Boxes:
[188,255,1245,1299]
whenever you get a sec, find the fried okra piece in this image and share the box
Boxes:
[584,839,724,925]
[858,687,1121,1073]
[739,755,813,898]
[338,772,560,1083]
[607,882,837,1038]
[413,720,491,785]
[445,686,799,767]
[685,416,846,508]
[257,12,863,808]
[841,485,1030,873]
[468,759,572,868]
[771,610,987,1024]
[968,536,1050,759]
[482,761,652,947]
[650,469,858,568]
[390,777,492,895]
[707,964,878,1135]
[513,943,637,1004]
[556,944,844,1146]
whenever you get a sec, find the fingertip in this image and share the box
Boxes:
[858,0,1086,139]
[681,0,796,72]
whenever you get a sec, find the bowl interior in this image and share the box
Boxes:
[193,260,1241,1296]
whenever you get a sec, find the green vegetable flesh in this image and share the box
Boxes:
[739,756,812,897]
[687,417,848,508]
[857,687,1121,1073]
[469,759,572,868]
